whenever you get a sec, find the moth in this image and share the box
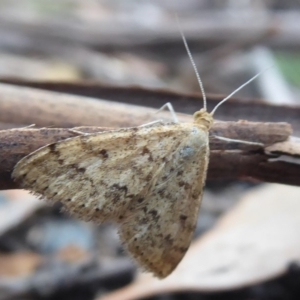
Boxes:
[12,26,264,278]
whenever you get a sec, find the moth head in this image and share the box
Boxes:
[193,109,213,130]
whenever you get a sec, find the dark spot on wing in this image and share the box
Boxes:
[139,217,149,225]
[104,184,128,204]
[142,147,150,155]
[158,189,165,197]
[178,181,185,187]
[99,149,108,159]
[184,183,191,190]
[179,247,188,253]
[69,164,85,173]
[49,143,57,153]
[111,184,128,194]
[164,234,174,245]
[149,209,157,217]
[149,209,160,222]
[126,194,134,200]
[141,147,154,162]
[180,215,187,221]
[138,197,144,203]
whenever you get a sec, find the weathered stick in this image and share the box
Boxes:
[1,121,297,190]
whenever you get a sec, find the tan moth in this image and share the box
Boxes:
[12,26,265,278]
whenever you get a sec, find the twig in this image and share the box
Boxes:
[1,121,297,190]
[1,81,300,135]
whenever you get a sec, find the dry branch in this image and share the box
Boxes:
[1,80,300,135]
[0,121,297,190]
[0,83,172,128]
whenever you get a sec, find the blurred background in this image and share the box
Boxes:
[0,0,299,100]
[0,1,300,300]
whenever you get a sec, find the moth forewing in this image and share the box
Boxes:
[118,121,211,278]
[12,116,211,278]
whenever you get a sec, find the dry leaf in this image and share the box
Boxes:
[0,190,43,235]
[0,252,42,278]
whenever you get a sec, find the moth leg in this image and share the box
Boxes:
[19,124,36,129]
[138,120,164,128]
[156,102,179,123]
[68,129,90,136]
[212,135,262,145]
[212,135,263,146]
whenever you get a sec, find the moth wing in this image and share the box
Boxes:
[119,124,209,278]
[12,124,202,224]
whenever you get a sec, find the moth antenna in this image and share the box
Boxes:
[175,15,207,111]
[211,66,273,115]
